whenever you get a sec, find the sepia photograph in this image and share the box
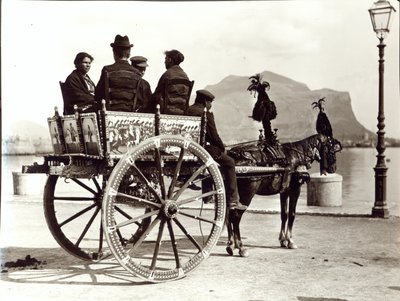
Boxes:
[1,1,399,300]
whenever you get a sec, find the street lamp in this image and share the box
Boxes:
[368,0,396,218]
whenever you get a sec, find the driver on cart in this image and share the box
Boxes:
[186,89,247,211]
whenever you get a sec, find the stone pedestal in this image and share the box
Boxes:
[307,173,342,207]
[12,172,46,195]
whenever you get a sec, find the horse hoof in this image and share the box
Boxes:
[226,246,234,256]
[239,248,249,257]
[280,240,287,248]
[287,242,298,249]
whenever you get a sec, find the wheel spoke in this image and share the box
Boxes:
[154,148,167,200]
[168,148,185,199]
[54,196,96,201]
[173,218,202,252]
[131,164,162,203]
[98,219,104,254]
[116,228,125,245]
[176,190,218,206]
[59,203,97,227]
[167,220,181,268]
[178,209,218,225]
[76,206,101,246]
[150,220,166,271]
[172,164,208,201]
[92,177,101,193]
[114,205,141,226]
[116,192,161,209]
[114,209,159,229]
[128,217,161,254]
[71,178,97,195]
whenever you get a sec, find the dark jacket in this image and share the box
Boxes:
[132,68,153,113]
[186,103,225,158]
[64,69,95,115]
[152,65,190,115]
[95,60,143,112]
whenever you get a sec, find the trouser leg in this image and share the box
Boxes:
[215,153,246,210]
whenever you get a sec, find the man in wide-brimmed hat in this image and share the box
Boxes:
[95,35,148,112]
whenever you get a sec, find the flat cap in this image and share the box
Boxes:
[196,89,215,101]
[130,56,149,67]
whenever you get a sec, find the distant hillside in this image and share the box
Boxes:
[2,121,52,155]
[202,71,372,144]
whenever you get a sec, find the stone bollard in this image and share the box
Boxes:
[307,173,342,207]
[12,172,46,195]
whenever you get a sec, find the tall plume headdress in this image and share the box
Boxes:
[312,97,333,137]
[312,97,342,175]
[247,73,270,98]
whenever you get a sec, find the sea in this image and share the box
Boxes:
[2,147,400,216]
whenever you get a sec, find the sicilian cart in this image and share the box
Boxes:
[22,101,289,282]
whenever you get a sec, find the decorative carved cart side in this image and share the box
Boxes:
[24,103,226,282]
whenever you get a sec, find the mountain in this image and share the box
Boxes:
[2,121,52,155]
[5,120,49,140]
[202,71,371,145]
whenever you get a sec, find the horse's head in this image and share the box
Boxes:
[317,134,342,175]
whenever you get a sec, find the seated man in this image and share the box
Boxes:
[95,35,145,112]
[186,89,247,211]
[151,49,191,115]
[129,55,152,112]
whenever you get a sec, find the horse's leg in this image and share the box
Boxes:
[286,182,301,249]
[279,191,289,247]
[228,178,259,257]
[232,210,249,257]
[225,211,235,256]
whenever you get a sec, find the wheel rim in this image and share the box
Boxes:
[43,175,110,260]
[102,135,226,282]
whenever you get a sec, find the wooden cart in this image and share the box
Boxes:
[22,102,228,282]
[22,102,288,282]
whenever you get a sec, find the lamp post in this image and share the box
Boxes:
[368,0,396,218]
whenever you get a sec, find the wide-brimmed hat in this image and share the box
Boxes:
[196,89,215,101]
[110,35,133,48]
[130,56,149,67]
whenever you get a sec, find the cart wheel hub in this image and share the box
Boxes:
[163,200,179,219]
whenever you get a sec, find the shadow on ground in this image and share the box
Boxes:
[0,247,152,286]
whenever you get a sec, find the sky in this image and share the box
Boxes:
[2,0,400,138]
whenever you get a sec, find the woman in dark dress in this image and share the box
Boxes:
[63,52,96,115]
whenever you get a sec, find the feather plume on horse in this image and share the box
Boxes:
[312,97,342,175]
[247,73,277,144]
[313,97,333,137]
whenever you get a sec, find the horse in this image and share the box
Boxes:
[225,133,342,257]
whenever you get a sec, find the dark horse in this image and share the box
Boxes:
[226,133,341,257]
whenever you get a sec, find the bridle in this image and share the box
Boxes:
[281,135,323,167]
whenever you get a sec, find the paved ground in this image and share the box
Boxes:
[1,197,399,301]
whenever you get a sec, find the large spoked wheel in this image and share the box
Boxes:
[102,135,226,282]
[43,175,110,261]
